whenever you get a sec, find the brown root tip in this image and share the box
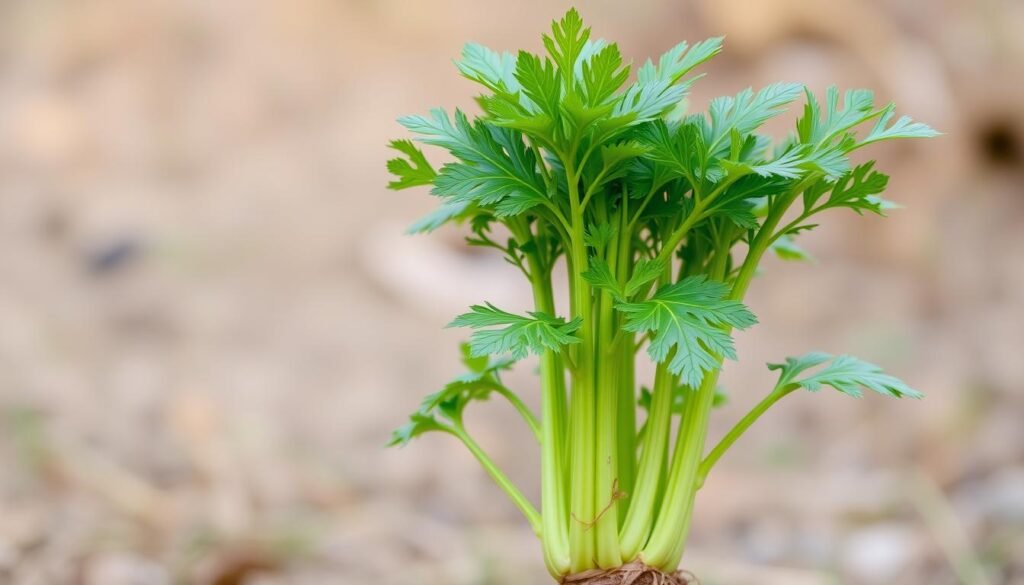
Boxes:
[561,562,699,585]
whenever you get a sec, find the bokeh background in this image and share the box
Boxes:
[0,0,1022,583]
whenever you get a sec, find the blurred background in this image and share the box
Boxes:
[0,0,1021,583]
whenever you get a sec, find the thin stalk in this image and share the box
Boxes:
[626,184,662,233]
[615,195,637,511]
[580,168,610,210]
[729,187,803,301]
[489,382,542,443]
[530,140,554,188]
[452,424,542,535]
[616,333,636,519]
[696,385,798,487]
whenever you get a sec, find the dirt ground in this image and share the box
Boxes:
[0,1,1022,584]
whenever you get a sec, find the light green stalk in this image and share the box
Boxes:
[614,197,637,509]
[594,226,622,568]
[618,359,674,559]
[528,258,572,576]
[565,158,598,573]
[452,424,542,535]
[697,384,797,488]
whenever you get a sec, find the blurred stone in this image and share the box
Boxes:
[0,539,17,573]
[841,523,921,583]
[85,236,142,276]
[734,514,794,563]
[961,469,1024,522]
[83,553,170,585]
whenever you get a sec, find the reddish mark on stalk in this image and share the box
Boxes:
[571,479,628,531]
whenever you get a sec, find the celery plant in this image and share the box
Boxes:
[387,8,935,582]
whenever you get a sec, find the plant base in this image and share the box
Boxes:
[561,562,696,585]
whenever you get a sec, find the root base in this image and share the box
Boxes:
[561,562,696,585]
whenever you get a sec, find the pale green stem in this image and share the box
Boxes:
[594,225,622,569]
[696,385,797,487]
[565,156,599,573]
[580,168,610,210]
[639,368,719,569]
[489,382,542,444]
[525,246,571,578]
[451,424,542,535]
[619,358,675,559]
[615,191,637,511]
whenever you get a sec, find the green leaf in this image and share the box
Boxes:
[811,162,893,215]
[587,141,651,192]
[387,411,449,447]
[543,8,590,79]
[638,385,684,414]
[583,257,624,301]
[478,94,556,140]
[387,139,437,190]
[388,343,517,447]
[861,104,940,146]
[624,258,666,297]
[457,43,520,94]
[767,351,832,390]
[404,110,548,215]
[584,222,616,250]
[770,234,814,262]
[398,107,468,150]
[449,303,582,359]
[515,51,562,116]
[624,157,675,201]
[713,197,759,229]
[712,384,729,407]
[803,140,853,180]
[581,43,630,105]
[720,146,811,180]
[600,141,651,170]
[407,199,475,234]
[704,174,788,229]
[638,119,709,184]
[456,342,515,381]
[612,37,722,134]
[704,83,804,150]
[617,276,757,387]
[421,361,515,416]
[615,32,722,125]
[796,86,876,146]
[637,37,723,84]
[613,78,690,125]
[769,352,923,399]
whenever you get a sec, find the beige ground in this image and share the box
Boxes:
[0,1,1022,583]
